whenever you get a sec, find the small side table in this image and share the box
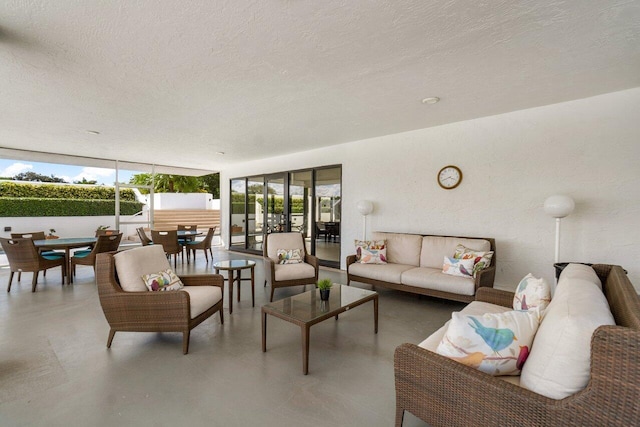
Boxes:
[213,260,256,314]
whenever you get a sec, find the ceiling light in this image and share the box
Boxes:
[421,97,440,105]
[86,130,101,135]
[216,151,225,155]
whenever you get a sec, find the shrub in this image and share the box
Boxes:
[0,198,143,217]
[0,182,138,201]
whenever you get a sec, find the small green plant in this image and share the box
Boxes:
[96,225,110,231]
[317,278,333,290]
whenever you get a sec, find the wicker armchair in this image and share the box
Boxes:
[263,232,318,302]
[1,237,66,292]
[95,247,224,354]
[136,227,153,246]
[394,265,640,427]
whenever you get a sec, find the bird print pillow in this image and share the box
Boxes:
[355,240,387,264]
[141,268,184,292]
[453,244,495,278]
[513,274,552,312]
[277,249,304,264]
[436,310,541,376]
[442,256,474,277]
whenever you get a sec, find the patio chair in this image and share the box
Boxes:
[95,246,224,354]
[71,233,123,277]
[11,231,64,278]
[95,229,120,237]
[185,226,216,262]
[136,227,153,246]
[151,229,183,268]
[263,232,319,301]
[1,237,66,292]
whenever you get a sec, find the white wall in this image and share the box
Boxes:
[0,216,119,239]
[151,193,214,209]
[220,88,640,291]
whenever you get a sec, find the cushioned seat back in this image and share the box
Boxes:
[266,232,305,262]
[371,232,422,266]
[420,236,491,269]
[114,245,172,292]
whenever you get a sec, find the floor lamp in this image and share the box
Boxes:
[543,194,575,265]
[356,200,374,241]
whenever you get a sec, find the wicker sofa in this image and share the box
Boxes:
[394,264,640,427]
[347,232,496,303]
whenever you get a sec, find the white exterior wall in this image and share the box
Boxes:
[0,216,120,239]
[220,88,640,291]
[151,193,213,209]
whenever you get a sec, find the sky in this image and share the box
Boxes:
[0,159,136,185]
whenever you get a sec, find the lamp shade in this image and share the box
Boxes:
[356,200,374,216]
[544,195,575,218]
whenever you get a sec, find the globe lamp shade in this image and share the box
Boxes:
[544,195,575,219]
[357,200,374,216]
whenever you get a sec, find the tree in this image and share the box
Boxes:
[74,177,98,185]
[128,173,205,194]
[13,172,67,183]
[199,173,220,198]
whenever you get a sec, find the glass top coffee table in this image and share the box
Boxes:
[261,285,378,375]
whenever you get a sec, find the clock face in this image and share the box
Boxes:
[438,165,462,189]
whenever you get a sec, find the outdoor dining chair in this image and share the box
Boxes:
[136,227,153,246]
[151,229,183,268]
[71,233,123,278]
[185,226,216,262]
[10,231,64,278]
[1,237,66,292]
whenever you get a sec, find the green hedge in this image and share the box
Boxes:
[0,198,143,217]
[0,182,138,201]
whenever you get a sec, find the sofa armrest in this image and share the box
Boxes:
[474,265,496,290]
[394,343,550,427]
[346,254,357,268]
[305,254,319,280]
[180,274,224,289]
[475,287,514,307]
[263,257,276,285]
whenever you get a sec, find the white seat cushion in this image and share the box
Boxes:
[266,232,305,261]
[349,262,415,284]
[181,286,222,319]
[558,263,602,290]
[401,267,476,296]
[114,246,171,292]
[274,262,316,281]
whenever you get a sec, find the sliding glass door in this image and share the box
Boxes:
[229,165,341,267]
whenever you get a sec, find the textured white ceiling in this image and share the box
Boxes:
[0,0,638,174]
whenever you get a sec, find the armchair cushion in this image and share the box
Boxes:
[114,246,172,292]
[274,263,316,281]
[181,286,223,319]
[266,233,305,261]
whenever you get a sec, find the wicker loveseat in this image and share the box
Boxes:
[347,232,496,303]
[394,264,640,427]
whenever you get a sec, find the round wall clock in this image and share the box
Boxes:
[437,165,462,190]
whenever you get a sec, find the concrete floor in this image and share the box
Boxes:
[0,247,465,427]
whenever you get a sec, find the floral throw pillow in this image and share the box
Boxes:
[513,273,552,312]
[453,244,495,277]
[436,310,541,376]
[277,248,304,264]
[442,256,474,277]
[141,268,184,292]
[355,240,387,264]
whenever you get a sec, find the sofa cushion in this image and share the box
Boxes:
[420,236,491,269]
[114,245,172,292]
[558,263,602,290]
[181,286,222,319]
[442,256,474,278]
[513,273,551,312]
[436,309,540,376]
[401,267,476,296]
[372,232,422,266]
[274,262,316,281]
[520,269,615,399]
[349,262,414,284]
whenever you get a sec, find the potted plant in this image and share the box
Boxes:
[46,229,59,239]
[317,278,333,301]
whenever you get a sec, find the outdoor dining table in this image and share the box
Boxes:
[34,237,97,285]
